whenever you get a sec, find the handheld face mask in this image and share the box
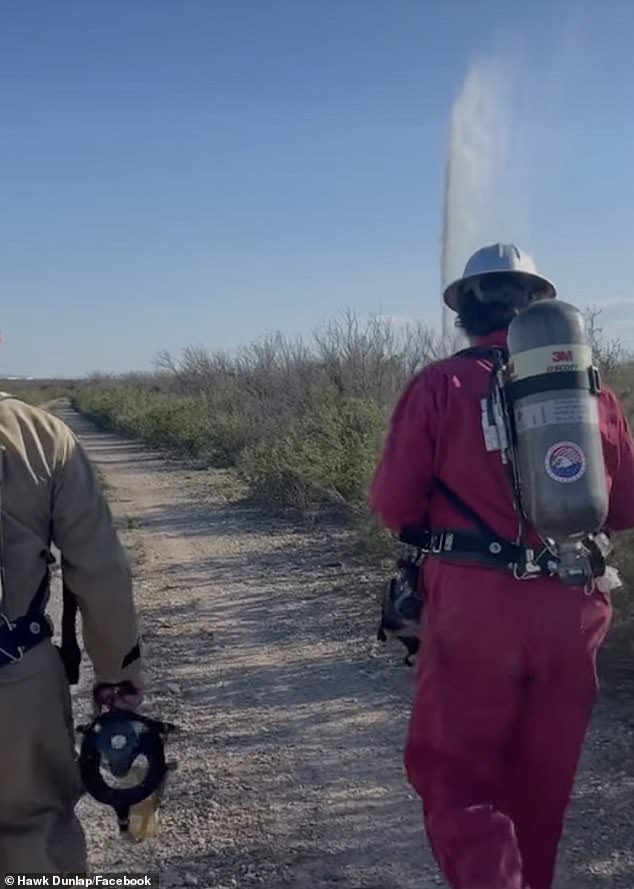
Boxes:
[77,709,178,839]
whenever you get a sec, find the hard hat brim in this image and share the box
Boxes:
[443,270,557,312]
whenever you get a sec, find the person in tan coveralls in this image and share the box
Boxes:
[0,394,142,874]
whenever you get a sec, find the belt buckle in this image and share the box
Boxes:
[0,614,24,664]
[0,644,24,664]
[431,533,445,554]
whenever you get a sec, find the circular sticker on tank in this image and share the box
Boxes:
[544,441,586,483]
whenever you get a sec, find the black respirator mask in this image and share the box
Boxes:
[77,709,178,839]
[467,273,549,308]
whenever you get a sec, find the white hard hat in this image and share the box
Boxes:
[443,243,557,311]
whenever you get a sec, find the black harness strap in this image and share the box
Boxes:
[398,475,532,572]
[433,476,503,541]
[60,581,81,685]
[399,343,558,576]
[0,399,82,679]
[0,571,53,666]
[399,344,606,581]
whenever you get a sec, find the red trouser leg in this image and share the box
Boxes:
[405,567,528,888]
[405,565,610,889]
[406,670,525,888]
[496,681,594,889]
[496,589,611,889]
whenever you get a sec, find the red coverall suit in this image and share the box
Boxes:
[370,330,634,889]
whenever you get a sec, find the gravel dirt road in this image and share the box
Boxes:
[49,404,634,889]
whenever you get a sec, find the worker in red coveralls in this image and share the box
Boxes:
[370,243,634,889]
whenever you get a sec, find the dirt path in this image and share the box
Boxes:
[53,405,634,888]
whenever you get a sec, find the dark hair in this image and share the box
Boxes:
[455,289,518,337]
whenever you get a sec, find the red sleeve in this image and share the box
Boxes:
[605,389,634,532]
[369,366,443,531]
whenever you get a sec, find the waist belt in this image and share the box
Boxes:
[0,573,52,668]
[398,476,607,584]
[412,528,559,576]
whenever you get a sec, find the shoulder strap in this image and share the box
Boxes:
[432,476,501,541]
[400,347,516,548]
[454,345,509,364]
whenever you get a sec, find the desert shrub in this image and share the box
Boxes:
[238,394,387,511]
[0,379,77,406]
[72,312,448,488]
[72,387,211,457]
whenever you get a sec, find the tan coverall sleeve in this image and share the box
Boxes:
[50,426,142,688]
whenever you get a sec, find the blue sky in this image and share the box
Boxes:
[1,0,634,376]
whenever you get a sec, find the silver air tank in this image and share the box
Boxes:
[506,299,608,542]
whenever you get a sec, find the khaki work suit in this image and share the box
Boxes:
[0,396,141,873]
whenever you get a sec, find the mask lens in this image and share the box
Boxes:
[473,274,534,306]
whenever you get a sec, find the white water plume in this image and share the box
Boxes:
[440,51,530,340]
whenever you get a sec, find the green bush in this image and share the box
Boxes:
[72,388,211,457]
[70,313,444,510]
[238,395,386,510]
[71,386,268,467]
[1,380,76,407]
